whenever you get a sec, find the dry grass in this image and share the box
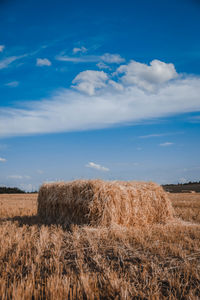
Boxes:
[38,180,174,227]
[0,191,200,299]
[170,193,200,224]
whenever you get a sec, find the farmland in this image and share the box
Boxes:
[0,192,200,299]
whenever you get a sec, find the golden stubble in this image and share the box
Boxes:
[0,191,200,299]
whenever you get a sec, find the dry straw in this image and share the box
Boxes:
[37,180,174,227]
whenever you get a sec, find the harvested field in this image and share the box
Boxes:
[0,191,200,299]
[38,180,174,227]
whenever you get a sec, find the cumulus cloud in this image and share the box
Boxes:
[108,80,124,91]
[73,46,87,54]
[0,45,5,52]
[159,142,174,147]
[116,59,178,92]
[86,162,109,172]
[0,59,200,138]
[72,70,108,95]
[0,157,6,162]
[36,58,52,66]
[5,81,19,87]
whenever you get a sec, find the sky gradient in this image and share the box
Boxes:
[0,0,200,191]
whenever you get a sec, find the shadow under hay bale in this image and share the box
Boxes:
[37,180,175,227]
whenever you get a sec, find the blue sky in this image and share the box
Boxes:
[0,0,200,191]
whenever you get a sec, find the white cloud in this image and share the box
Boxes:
[72,70,108,95]
[159,142,174,147]
[7,175,31,180]
[100,53,125,64]
[0,59,200,138]
[97,62,110,70]
[116,59,178,92]
[5,81,19,87]
[139,132,183,139]
[56,52,124,64]
[36,58,52,67]
[0,54,26,69]
[108,80,124,91]
[86,162,109,172]
[56,55,97,63]
[140,133,167,138]
[0,157,6,162]
[73,46,87,54]
[0,45,5,52]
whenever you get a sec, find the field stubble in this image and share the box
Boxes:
[0,192,200,299]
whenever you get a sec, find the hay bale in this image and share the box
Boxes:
[37,180,174,227]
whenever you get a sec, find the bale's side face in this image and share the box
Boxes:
[37,181,93,225]
[37,180,174,227]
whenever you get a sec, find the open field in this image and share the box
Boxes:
[0,192,200,299]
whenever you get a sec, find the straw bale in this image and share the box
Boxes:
[37,180,174,227]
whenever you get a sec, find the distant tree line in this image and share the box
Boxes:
[162,181,200,193]
[171,181,200,186]
[0,187,26,194]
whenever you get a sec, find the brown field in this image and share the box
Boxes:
[0,192,200,299]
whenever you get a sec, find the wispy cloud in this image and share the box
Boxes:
[7,175,31,180]
[85,162,109,172]
[56,52,124,64]
[140,133,168,138]
[73,46,87,54]
[5,81,19,87]
[139,132,183,139]
[0,54,27,70]
[159,142,174,147]
[0,47,51,70]
[0,45,5,52]
[0,59,200,138]
[0,157,6,162]
[56,55,97,63]
[36,58,52,66]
